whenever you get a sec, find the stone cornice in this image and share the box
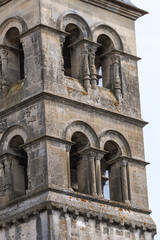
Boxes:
[0,0,147,20]
[101,49,141,61]
[106,155,150,166]
[19,24,69,39]
[0,189,156,233]
[21,135,74,148]
[80,0,148,20]
[0,92,148,128]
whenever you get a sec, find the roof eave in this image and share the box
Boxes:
[110,0,148,16]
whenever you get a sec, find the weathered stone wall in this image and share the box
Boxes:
[0,0,156,239]
[0,191,156,240]
[0,212,154,240]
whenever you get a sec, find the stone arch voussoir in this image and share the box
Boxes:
[92,24,123,51]
[0,16,28,44]
[99,130,131,157]
[63,120,99,148]
[1,125,28,153]
[57,11,92,40]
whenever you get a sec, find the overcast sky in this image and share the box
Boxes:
[131,0,160,239]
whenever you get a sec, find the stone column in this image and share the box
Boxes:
[121,161,129,203]
[81,45,91,92]
[23,146,31,192]
[0,161,4,195]
[0,49,9,96]
[95,153,104,197]
[111,53,122,102]
[65,144,72,190]
[87,151,97,196]
[0,162,4,177]
[89,46,98,90]
[4,156,13,200]
[60,35,66,73]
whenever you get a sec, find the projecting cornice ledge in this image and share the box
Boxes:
[80,0,148,20]
[0,0,11,7]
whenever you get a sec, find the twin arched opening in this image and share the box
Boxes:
[61,13,123,98]
[65,121,131,203]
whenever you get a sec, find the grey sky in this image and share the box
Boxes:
[131,0,160,239]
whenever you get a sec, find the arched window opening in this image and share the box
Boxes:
[95,34,114,88]
[70,132,90,193]
[63,36,71,77]
[63,24,83,79]
[4,27,24,85]
[104,140,121,160]
[9,135,28,197]
[102,140,121,201]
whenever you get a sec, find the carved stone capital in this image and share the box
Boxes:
[111,54,120,64]
[96,153,105,161]
[0,49,8,60]
[4,158,12,168]
[65,144,72,152]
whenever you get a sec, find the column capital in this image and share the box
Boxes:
[77,147,108,160]
[69,38,100,50]
[0,48,8,59]
[65,143,73,152]
[121,160,128,167]
[111,53,120,64]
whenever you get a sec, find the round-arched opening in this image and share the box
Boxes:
[70,131,90,192]
[9,135,24,154]
[65,24,83,43]
[95,34,114,88]
[9,135,28,195]
[104,140,121,160]
[97,34,114,54]
[101,140,122,200]
[4,27,20,48]
[4,27,24,82]
[63,24,83,77]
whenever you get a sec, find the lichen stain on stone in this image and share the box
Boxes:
[81,199,86,203]
[81,90,88,96]
[119,208,123,212]
[8,80,24,96]
[6,80,24,106]
[67,87,72,97]
[68,77,75,82]
[66,86,88,98]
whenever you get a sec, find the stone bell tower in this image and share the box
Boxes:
[0,0,156,239]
